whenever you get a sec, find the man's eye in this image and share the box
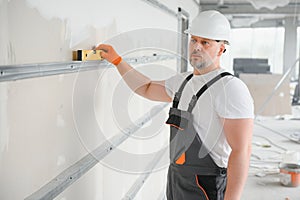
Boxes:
[202,41,209,45]
[191,39,196,43]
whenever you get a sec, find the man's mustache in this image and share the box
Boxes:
[191,52,203,57]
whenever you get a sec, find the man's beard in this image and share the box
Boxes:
[189,51,216,70]
[190,58,212,70]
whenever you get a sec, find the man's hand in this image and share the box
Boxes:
[95,44,122,65]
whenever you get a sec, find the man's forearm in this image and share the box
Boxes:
[96,44,171,102]
[224,149,251,200]
[115,60,151,96]
[96,44,151,97]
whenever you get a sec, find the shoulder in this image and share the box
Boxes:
[215,74,254,119]
[223,76,251,94]
[165,71,193,97]
[165,71,192,88]
[167,71,192,80]
[216,73,253,101]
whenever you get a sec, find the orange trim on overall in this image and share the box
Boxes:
[166,123,184,130]
[175,153,185,165]
[195,175,210,200]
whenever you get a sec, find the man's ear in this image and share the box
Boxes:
[218,44,226,56]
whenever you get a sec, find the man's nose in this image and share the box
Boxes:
[193,42,203,51]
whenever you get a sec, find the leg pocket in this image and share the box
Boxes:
[196,175,221,200]
[170,172,209,200]
[195,175,210,200]
[195,175,227,200]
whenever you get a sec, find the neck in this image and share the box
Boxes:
[193,62,221,75]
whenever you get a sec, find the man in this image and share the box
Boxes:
[96,10,253,200]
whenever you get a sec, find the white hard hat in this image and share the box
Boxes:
[185,10,231,44]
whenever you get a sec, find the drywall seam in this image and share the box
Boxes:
[0,0,10,160]
[0,0,10,65]
[0,83,9,158]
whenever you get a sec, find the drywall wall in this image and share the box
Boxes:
[0,0,197,199]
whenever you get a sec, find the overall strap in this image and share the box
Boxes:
[187,72,233,112]
[172,73,193,108]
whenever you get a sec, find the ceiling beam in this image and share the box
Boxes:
[234,18,284,28]
[200,2,300,15]
[250,19,284,28]
[231,17,300,28]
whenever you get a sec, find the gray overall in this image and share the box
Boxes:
[165,72,232,200]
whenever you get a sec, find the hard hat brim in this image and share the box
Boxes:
[184,29,230,45]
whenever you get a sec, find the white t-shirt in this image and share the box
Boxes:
[165,68,254,168]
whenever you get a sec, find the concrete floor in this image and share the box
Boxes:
[242,110,300,200]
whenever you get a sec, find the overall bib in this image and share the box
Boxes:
[166,72,232,200]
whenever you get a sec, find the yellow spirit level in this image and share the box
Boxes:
[72,50,103,61]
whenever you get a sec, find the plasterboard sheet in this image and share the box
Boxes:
[240,73,291,116]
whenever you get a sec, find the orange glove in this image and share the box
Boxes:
[95,44,122,66]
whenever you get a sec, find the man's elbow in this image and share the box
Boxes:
[142,83,173,102]
[134,83,151,99]
[231,144,252,161]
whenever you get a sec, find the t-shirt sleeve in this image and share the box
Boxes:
[165,76,175,98]
[164,73,186,98]
[215,78,254,119]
